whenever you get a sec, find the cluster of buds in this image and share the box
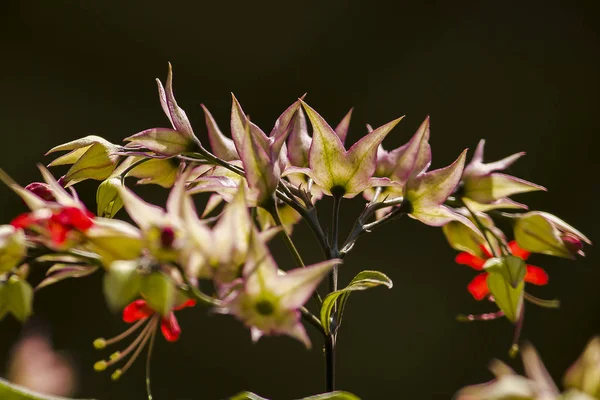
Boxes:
[0,64,591,398]
[457,337,600,400]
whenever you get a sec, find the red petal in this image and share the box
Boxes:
[524,265,548,285]
[467,273,490,300]
[509,240,530,260]
[173,299,196,311]
[11,213,35,229]
[122,299,154,323]
[160,312,181,342]
[455,252,486,270]
[59,207,94,231]
[48,220,69,245]
[479,244,493,259]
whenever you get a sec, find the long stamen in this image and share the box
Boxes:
[146,323,158,400]
[112,315,159,380]
[457,310,505,322]
[94,319,154,372]
[524,292,560,308]
[94,318,148,349]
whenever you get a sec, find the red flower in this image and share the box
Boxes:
[455,241,548,300]
[122,299,196,342]
[10,206,94,246]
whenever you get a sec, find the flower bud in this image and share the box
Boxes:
[102,260,142,312]
[0,225,27,274]
[46,135,120,186]
[514,211,591,259]
[24,182,56,202]
[96,177,124,218]
[1,275,34,322]
[140,272,175,317]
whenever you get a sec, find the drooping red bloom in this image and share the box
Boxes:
[455,241,548,300]
[122,299,196,342]
[10,206,94,246]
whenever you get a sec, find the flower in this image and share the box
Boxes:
[11,206,94,248]
[299,101,402,198]
[460,139,545,206]
[456,241,548,301]
[224,230,340,348]
[181,185,253,285]
[124,63,202,157]
[1,165,95,250]
[46,135,120,186]
[513,211,591,259]
[230,95,302,206]
[93,296,195,381]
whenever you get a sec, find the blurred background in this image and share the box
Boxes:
[1,1,599,399]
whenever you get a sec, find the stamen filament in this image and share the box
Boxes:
[117,316,158,378]
[104,319,154,368]
[524,292,560,308]
[100,318,148,348]
[146,323,158,400]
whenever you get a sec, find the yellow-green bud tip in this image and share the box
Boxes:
[93,338,106,349]
[111,369,122,381]
[109,351,121,361]
[509,344,520,359]
[94,360,108,372]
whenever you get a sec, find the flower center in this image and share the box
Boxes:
[255,299,274,316]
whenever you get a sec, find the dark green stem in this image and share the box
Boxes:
[461,198,500,258]
[325,192,343,392]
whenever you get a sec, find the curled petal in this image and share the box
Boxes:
[122,299,154,323]
[455,252,486,270]
[160,312,182,342]
[467,273,490,300]
[524,265,548,286]
[509,240,531,260]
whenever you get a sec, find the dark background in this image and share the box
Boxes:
[1,1,599,399]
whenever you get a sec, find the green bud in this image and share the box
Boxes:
[0,225,27,274]
[140,272,175,316]
[96,177,124,218]
[103,260,142,313]
[47,136,120,185]
[4,275,33,322]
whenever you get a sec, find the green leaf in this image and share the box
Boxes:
[486,271,524,323]
[0,377,94,399]
[320,270,393,335]
[228,392,360,400]
[228,392,268,400]
[4,276,33,322]
[301,392,361,400]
